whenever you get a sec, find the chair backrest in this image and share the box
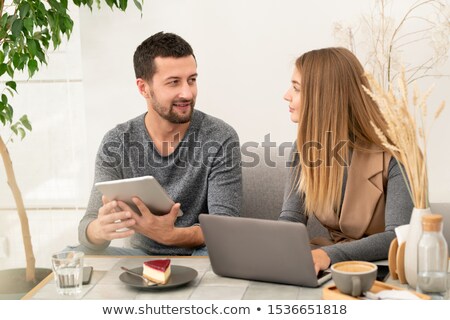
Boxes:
[241,146,291,220]
[240,146,330,238]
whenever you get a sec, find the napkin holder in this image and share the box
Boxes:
[388,238,407,284]
[388,224,410,284]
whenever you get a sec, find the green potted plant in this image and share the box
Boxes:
[0,0,142,298]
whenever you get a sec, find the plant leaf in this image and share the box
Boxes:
[35,47,47,64]
[20,53,29,65]
[13,52,21,68]
[23,18,34,34]
[61,0,69,10]
[11,19,24,38]
[133,0,143,11]
[6,88,14,97]
[1,94,7,104]
[0,27,6,40]
[27,39,37,57]
[10,123,18,135]
[19,3,31,19]
[48,0,61,13]
[18,127,26,140]
[20,115,32,131]
[6,64,14,77]
[0,13,8,29]
[0,63,7,76]
[6,81,17,93]
[119,0,128,10]
[0,113,6,126]
[28,59,38,77]
[62,17,74,35]
[5,103,13,120]
[105,0,115,8]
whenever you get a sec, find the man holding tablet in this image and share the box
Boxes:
[77,32,242,256]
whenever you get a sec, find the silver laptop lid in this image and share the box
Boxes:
[199,214,330,287]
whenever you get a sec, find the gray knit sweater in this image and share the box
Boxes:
[79,110,242,255]
[279,145,413,263]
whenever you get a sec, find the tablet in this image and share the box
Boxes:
[95,176,183,217]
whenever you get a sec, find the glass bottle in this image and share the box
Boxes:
[416,214,449,299]
[405,207,431,287]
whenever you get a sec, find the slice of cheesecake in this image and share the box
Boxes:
[143,259,171,284]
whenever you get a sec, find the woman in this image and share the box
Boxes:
[280,47,413,273]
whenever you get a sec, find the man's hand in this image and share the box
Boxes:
[117,197,180,246]
[86,196,136,245]
[311,248,331,274]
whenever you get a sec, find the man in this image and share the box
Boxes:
[77,32,242,255]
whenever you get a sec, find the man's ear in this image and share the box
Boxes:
[136,78,150,98]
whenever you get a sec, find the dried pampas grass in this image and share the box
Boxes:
[363,71,446,209]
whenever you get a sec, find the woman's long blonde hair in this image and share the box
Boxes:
[295,47,389,216]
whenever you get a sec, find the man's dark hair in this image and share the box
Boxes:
[133,32,195,81]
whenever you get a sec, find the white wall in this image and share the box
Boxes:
[0,0,449,270]
[0,6,90,208]
[0,209,83,269]
[79,0,450,202]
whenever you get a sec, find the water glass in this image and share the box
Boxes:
[51,251,84,295]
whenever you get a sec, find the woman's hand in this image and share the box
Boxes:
[311,248,331,274]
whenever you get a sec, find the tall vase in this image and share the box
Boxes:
[404,207,432,288]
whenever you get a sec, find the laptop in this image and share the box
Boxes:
[199,214,332,287]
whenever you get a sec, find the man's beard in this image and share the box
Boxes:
[150,92,195,124]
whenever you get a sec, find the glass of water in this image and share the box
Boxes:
[51,251,84,295]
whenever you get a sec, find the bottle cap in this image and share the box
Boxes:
[421,214,443,232]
